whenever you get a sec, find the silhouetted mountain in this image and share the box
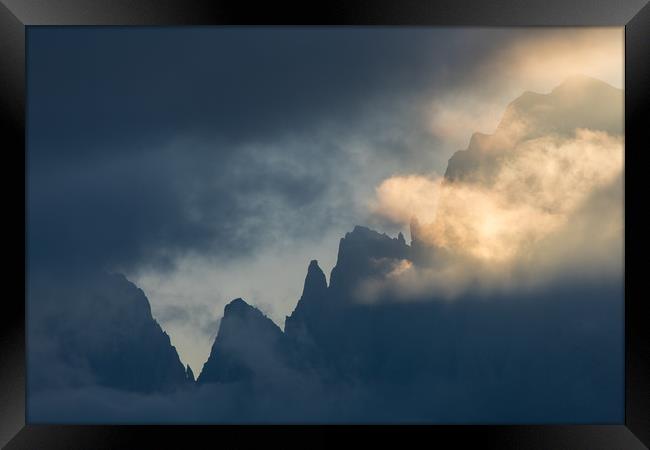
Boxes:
[280,228,415,379]
[285,227,412,332]
[197,298,289,384]
[28,271,188,394]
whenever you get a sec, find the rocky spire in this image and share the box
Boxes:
[285,260,328,336]
[301,260,328,302]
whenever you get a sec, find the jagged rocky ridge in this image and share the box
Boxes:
[195,77,624,405]
[197,223,621,402]
[198,226,415,385]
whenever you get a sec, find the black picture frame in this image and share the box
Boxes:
[1,0,648,448]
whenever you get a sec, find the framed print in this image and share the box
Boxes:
[1,0,649,448]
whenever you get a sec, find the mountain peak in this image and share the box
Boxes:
[552,74,615,93]
[344,225,404,246]
[339,225,410,258]
[220,298,278,334]
[304,260,327,297]
[199,299,286,384]
[285,259,329,333]
[328,225,411,296]
[223,297,254,317]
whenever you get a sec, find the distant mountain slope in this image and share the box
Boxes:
[445,75,623,183]
[28,271,188,394]
[197,298,290,384]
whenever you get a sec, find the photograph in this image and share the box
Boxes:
[25,26,626,424]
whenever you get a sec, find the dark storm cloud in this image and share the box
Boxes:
[28,27,513,153]
[26,27,541,272]
[27,134,336,271]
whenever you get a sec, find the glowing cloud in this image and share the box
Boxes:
[370,174,442,225]
[369,75,624,300]
[422,129,623,262]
